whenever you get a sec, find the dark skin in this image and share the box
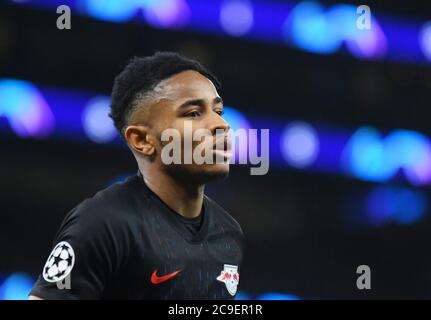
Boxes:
[124,70,230,219]
[28,70,230,300]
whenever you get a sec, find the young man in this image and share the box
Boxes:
[29,52,244,300]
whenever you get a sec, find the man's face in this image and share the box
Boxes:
[131,70,231,183]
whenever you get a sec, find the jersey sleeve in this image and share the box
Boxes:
[29,199,133,300]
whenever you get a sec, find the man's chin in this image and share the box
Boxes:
[167,163,230,184]
[200,163,230,181]
[181,162,229,184]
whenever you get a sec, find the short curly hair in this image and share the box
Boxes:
[109,51,221,134]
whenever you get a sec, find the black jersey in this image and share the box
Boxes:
[30,171,244,300]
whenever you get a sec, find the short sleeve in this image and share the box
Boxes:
[29,200,130,300]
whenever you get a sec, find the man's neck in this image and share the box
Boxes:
[141,169,204,219]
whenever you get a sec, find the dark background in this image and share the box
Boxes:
[1,0,431,299]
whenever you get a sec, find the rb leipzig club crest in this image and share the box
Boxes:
[217,264,239,296]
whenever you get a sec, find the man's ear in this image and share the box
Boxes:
[124,125,156,157]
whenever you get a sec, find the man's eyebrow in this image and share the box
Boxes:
[178,97,224,109]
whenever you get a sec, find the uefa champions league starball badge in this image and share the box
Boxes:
[42,241,75,283]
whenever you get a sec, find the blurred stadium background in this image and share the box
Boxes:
[1,0,431,300]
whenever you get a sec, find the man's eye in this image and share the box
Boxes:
[216,110,225,116]
[186,111,201,118]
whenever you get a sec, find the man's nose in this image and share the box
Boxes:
[209,113,230,135]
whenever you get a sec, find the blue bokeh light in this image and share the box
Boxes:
[0,271,300,300]
[0,79,55,138]
[419,21,431,61]
[220,0,254,36]
[8,0,429,63]
[342,127,431,185]
[77,0,141,22]
[144,0,191,29]
[3,78,431,187]
[284,1,341,54]
[281,121,319,168]
[222,106,251,132]
[366,186,427,226]
[342,127,394,182]
[0,273,34,300]
[284,2,387,58]
[257,292,301,300]
[82,96,117,144]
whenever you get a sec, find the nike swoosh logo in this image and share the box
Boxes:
[151,269,182,284]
